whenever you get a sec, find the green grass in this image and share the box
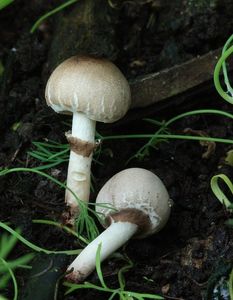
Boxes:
[28,136,103,169]
[0,220,163,299]
[0,167,100,243]
[0,222,82,256]
[0,229,34,300]
[212,34,233,300]
[0,0,13,10]
[32,219,89,245]
[30,0,122,33]
[28,109,233,167]
[27,140,70,170]
[0,161,163,299]
[210,174,233,210]
[211,35,233,220]
[221,34,233,98]
[30,0,78,34]
[210,174,233,235]
[27,138,103,192]
[214,34,233,103]
[112,109,233,161]
[64,244,164,300]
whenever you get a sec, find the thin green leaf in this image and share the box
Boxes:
[124,291,163,299]
[32,219,89,245]
[221,35,233,97]
[210,174,233,209]
[0,272,11,289]
[70,243,112,295]
[33,161,65,170]
[0,222,81,255]
[214,45,233,104]
[0,232,18,259]
[0,167,100,242]
[96,244,107,288]
[0,0,13,10]
[0,253,34,273]
[0,257,18,300]
[30,0,78,33]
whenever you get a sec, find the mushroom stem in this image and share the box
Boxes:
[65,111,96,221]
[66,221,138,282]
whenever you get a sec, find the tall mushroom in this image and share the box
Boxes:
[66,168,172,282]
[45,56,131,225]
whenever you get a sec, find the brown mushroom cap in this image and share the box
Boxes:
[45,56,131,123]
[96,168,171,238]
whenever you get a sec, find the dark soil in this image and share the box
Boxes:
[1,1,233,300]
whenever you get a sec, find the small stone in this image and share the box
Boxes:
[162,283,170,294]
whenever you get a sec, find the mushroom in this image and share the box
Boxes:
[66,168,172,282]
[45,56,131,224]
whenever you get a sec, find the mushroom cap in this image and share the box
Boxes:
[45,56,131,123]
[96,168,171,238]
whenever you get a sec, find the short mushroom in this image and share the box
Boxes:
[66,168,172,282]
[45,56,131,224]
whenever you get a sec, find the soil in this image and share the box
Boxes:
[1,1,233,300]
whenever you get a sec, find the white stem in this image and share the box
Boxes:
[65,112,96,218]
[66,221,138,282]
